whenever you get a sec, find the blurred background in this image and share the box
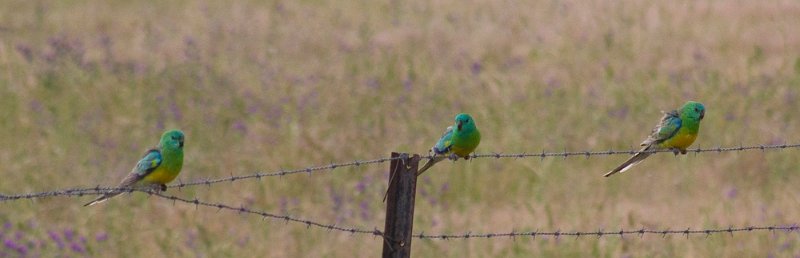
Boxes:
[1,0,799,256]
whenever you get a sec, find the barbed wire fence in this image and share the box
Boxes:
[5,143,796,197]
[4,187,798,240]
[2,142,800,256]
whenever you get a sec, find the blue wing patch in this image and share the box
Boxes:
[432,126,454,155]
[134,149,162,177]
[655,112,682,143]
[643,110,682,145]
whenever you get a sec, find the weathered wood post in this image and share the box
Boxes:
[382,152,420,258]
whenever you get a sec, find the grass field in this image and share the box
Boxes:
[2,0,800,257]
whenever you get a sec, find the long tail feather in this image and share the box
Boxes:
[416,156,444,176]
[604,145,653,177]
[83,191,121,207]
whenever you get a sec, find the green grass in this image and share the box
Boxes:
[1,0,800,257]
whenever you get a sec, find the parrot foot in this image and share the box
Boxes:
[448,153,459,161]
[670,148,680,155]
[160,184,167,192]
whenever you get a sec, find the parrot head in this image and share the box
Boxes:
[454,113,476,132]
[161,129,185,149]
[682,101,705,121]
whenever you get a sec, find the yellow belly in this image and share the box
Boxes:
[662,132,697,150]
[451,142,479,157]
[141,167,179,184]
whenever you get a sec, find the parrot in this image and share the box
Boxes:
[383,113,480,202]
[84,129,185,206]
[604,101,705,177]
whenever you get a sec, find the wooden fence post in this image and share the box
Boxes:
[382,152,420,258]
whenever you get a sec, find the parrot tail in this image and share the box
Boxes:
[416,156,445,176]
[604,145,654,177]
[83,191,122,207]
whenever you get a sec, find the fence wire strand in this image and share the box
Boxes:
[2,183,799,241]
[470,143,800,159]
[2,142,800,242]
[168,156,404,189]
[2,142,798,202]
[147,192,800,241]
[148,191,386,238]
[0,188,111,201]
[168,142,798,189]
[413,225,800,240]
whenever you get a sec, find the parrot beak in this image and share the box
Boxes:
[179,140,184,148]
[457,120,463,131]
[699,110,705,120]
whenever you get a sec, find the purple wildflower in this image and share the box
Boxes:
[419,187,428,198]
[355,176,368,194]
[95,232,108,242]
[237,236,249,247]
[3,239,15,249]
[470,62,482,75]
[28,100,43,113]
[330,189,343,211]
[4,239,27,255]
[279,197,288,214]
[725,112,735,121]
[403,77,413,90]
[366,78,381,89]
[63,229,75,242]
[15,44,33,62]
[70,241,86,254]
[232,120,248,135]
[786,89,797,105]
[48,231,64,249]
[427,197,438,206]
[185,230,197,249]
[726,188,738,199]
[359,201,370,220]
[169,102,182,121]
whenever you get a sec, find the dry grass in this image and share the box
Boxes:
[1,0,800,257]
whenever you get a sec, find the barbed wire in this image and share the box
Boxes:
[147,192,800,241]
[0,156,406,202]
[148,191,387,238]
[413,225,800,240]
[168,142,799,188]
[2,186,798,241]
[93,191,800,241]
[469,143,800,159]
[168,142,800,189]
[167,155,404,189]
[0,187,112,201]
[2,142,798,202]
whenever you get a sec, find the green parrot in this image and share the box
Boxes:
[84,130,185,206]
[383,113,481,202]
[416,113,482,176]
[604,101,705,177]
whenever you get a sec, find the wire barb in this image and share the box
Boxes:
[411,226,800,240]
[2,142,799,202]
[145,191,382,236]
